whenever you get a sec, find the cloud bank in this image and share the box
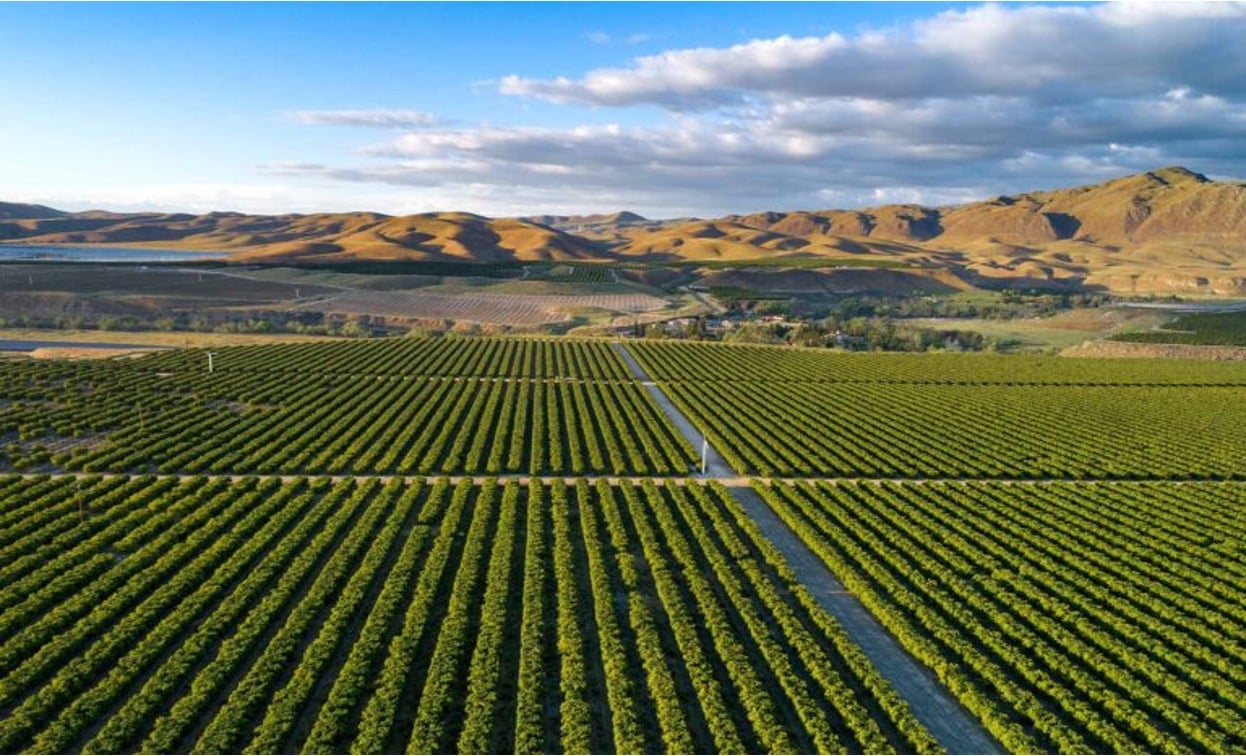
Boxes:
[283,2,1246,217]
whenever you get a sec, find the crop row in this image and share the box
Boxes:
[628,340,1246,385]
[130,336,634,379]
[756,479,1246,753]
[0,475,936,754]
[2,367,696,475]
[661,380,1246,479]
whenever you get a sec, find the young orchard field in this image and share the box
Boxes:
[0,474,937,755]
[134,337,634,379]
[660,380,1246,479]
[628,340,1246,385]
[756,480,1246,754]
[0,348,694,476]
[625,340,1246,479]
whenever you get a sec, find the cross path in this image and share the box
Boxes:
[611,340,1002,755]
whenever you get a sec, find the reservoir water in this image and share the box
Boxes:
[0,244,229,263]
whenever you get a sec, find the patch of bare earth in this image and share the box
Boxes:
[314,290,667,325]
[1062,340,1246,360]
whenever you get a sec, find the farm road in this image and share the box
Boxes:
[613,340,1002,755]
[610,341,733,477]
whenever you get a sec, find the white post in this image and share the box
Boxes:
[701,433,708,476]
[207,352,215,374]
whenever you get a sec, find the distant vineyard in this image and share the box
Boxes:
[1114,311,1246,347]
[629,340,1246,384]
[528,264,617,283]
[0,475,937,754]
[660,380,1246,479]
[756,480,1246,753]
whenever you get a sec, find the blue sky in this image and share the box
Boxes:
[3,2,1244,218]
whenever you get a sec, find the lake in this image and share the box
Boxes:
[0,244,229,263]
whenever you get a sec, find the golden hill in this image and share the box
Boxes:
[719,167,1246,294]
[0,209,604,263]
[3,167,1246,294]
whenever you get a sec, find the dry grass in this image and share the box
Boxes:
[0,328,337,348]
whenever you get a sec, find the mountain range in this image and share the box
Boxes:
[3,166,1245,294]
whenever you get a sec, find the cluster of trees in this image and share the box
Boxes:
[823,290,1110,320]
[0,310,389,337]
[640,289,1116,351]
[720,317,990,351]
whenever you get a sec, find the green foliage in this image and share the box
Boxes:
[760,480,1246,753]
[631,341,1246,479]
[0,476,940,753]
[1114,310,1246,346]
[0,338,695,476]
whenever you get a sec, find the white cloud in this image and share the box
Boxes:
[280,3,1246,217]
[287,109,439,129]
[501,3,1246,109]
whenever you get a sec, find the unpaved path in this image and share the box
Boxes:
[610,341,734,477]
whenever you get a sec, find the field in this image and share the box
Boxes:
[1,340,694,476]
[311,290,668,326]
[628,341,1246,479]
[626,340,1246,384]
[1114,310,1246,346]
[755,480,1246,753]
[0,475,935,754]
[0,262,686,332]
[0,264,331,303]
[1,335,1243,754]
[658,380,1246,479]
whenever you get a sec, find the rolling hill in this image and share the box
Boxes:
[4,166,1246,294]
[0,209,605,263]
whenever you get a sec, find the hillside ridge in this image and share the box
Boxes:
[4,166,1246,294]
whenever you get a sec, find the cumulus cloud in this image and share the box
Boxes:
[501,3,1246,108]
[284,3,1246,216]
[287,109,439,129]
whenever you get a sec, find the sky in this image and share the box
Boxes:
[2,1,1245,219]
